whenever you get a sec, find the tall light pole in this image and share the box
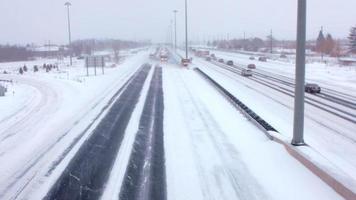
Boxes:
[292,0,307,146]
[65,2,72,66]
[184,0,188,59]
[173,10,178,51]
[270,29,273,53]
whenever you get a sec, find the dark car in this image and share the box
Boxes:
[218,58,224,63]
[226,60,234,66]
[181,58,190,67]
[280,54,287,58]
[247,64,256,69]
[305,83,321,93]
[249,56,255,60]
[206,57,212,61]
[210,53,216,58]
[258,57,267,62]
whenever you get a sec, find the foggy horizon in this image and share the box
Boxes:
[1,0,355,45]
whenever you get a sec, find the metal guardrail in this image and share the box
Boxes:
[195,68,277,139]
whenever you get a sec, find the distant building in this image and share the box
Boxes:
[26,44,66,58]
[338,57,356,66]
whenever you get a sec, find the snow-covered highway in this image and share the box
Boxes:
[0,49,352,199]
[187,49,356,197]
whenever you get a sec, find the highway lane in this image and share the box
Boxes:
[45,65,151,200]
[119,67,166,200]
[0,54,148,200]
[205,49,356,101]
[162,62,342,200]
[193,57,356,183]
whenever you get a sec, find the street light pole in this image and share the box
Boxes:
[184,0,188,59]
[292,0,307,146]
[65,2,72,66]
[173,10,178,51]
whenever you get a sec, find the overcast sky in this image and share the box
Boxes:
[1,0,355,45]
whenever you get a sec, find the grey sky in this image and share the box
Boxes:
[1,0,355,45]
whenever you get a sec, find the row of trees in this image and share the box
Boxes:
[0,45,33,62]
[71,39,149,57]
[207,25,356,56]
[314,25,356,56]
[348,26,356,54]
[208,37,271,52]
[315,30,337,55]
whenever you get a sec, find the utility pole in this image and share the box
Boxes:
[270,29,273,53]
[243,32,246,50]
[292,0,307,146]
[320,26,324,62]
[170,20,174,47]
[184,0,188,59]
[65,2,72,66]
[173,10,178,51]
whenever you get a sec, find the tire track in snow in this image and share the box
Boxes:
[119,66,166,200]
[44,64,151,200]
[170,69,270,200]
[1,61,145,200]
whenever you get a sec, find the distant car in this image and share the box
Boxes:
[258,57,267,62]
[218,58,224,63]
[280,54,287,58]
[249,56,255,60]
[226,60,234,66]
[247,64,256,69]
[77,56,85,60]
[210,54,216,58]
[205,57,212,61]
[181,58,190,67]
[305,83,321,93]
[241,69,253,77]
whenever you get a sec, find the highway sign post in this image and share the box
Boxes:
[85,56,106,76]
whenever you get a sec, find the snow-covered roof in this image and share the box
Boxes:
[28,46,60,52]
[338,57,356,62]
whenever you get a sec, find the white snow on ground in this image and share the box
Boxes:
[183,49,356,192]
[0,50,150,199]
[0,81,38,125]
[163,63,342,200]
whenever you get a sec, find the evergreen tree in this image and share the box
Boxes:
[324,34,335,55]
[315,30,326,53]
[33,65,39,72]
[19,68,23,74]
[23,65,27,72]
[348,26,356,54]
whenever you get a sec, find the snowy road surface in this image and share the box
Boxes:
[0,49,346,199]
[187,49,356,185]
[163,63,341,200]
